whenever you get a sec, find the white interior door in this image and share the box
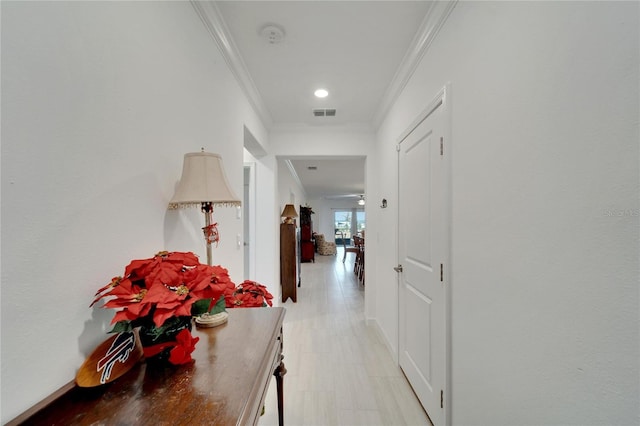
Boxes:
[398,92,448,426]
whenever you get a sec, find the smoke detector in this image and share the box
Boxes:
[260,24,285,44]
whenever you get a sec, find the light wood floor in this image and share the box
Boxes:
[259,249,432,426]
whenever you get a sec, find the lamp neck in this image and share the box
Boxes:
[202,202,214,266]
[201,202,213,213]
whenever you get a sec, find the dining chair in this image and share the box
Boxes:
[341,232,359,263]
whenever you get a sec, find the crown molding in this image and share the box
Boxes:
[372,0,457,130]
[283,159,307,199]
[191,1,273,129]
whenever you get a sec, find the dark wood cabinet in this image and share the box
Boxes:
[299,206,315,263]
[280,223,297,303]
[301,241,315,263]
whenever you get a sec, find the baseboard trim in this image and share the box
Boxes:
[366,316,399,364]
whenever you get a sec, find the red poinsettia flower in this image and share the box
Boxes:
[212,271,237,310]
[186,265,227,296]
[96,277,155,323]
[168,329,200,365]
[244,280,274,306]
[141,328,200,365]
[224,285,237,308]
[125,251,199,284]
[92,251,244,367]
[183,264,233,310]
[92,276,124,303]
[227,280,274,308]
[143,283,194,327]
[231,291,261,308]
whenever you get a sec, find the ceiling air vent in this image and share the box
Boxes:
[313,108,336,117]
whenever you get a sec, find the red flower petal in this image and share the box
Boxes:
[168,329,200,364]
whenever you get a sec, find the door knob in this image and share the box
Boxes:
[393,265,403,273]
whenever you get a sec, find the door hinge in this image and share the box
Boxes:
[441,390,444,408]
[440,137,444,156]
[440,263,444,282]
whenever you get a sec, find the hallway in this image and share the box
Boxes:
[259,249,432,426]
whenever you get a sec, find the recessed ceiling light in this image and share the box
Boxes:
[314,89,329,98]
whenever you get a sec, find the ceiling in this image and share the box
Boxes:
[288,157,366,200]
[210,1,436,201]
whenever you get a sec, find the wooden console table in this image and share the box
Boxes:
[8,307,286,426]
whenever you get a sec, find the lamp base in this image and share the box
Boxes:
[195,311,228,328]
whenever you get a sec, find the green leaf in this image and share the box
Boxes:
[110,321,133,334]
[191,298,212,316]
[148,316,191,338]
[209,296,227,315]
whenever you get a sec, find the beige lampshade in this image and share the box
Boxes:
[281,204,298,218]
[168,152,241,209]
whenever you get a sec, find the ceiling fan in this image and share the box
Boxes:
[323,194,365,203]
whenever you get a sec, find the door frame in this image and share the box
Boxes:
[243,162,257,280]
[396,83,452,425]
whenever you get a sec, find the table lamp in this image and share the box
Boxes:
[281,204,298,224]
[168,150,241,265]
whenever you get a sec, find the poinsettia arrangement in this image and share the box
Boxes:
[91,251,235,365]
[225,280,274,308]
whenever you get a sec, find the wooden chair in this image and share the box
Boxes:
[353,235,365,285]
[341,232,359,263]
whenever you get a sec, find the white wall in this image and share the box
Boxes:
[242,121,278,301]
[243,149,278,299]
[277,159,307,210]
[270,124,374,156]
[307,198,329,237]
[0,2,269,422]
[373,1,639,424]
[254,155,279,295]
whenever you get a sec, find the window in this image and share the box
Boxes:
[356,211,366,235]
[334,210,352,240]
[334,209,365,244]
